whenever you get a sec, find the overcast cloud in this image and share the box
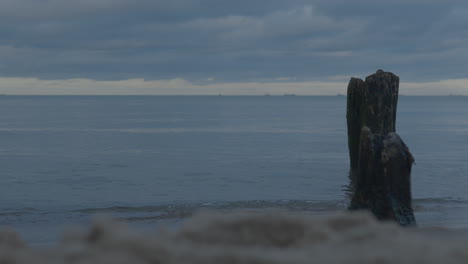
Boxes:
[0,0,467,94]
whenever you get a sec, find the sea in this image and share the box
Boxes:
[0,95,467,244]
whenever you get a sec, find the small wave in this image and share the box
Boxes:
[413,197,468,204]
[74,198,468,223]
[73,198,468,213]
[0,207,38,217]
[413,197,468,213]
[68,200,349,223]
[75,199,345,213]
[3,198,467,223]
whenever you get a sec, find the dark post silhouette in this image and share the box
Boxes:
[349,127,416,225]
[346,70,415,226]
[347,69,399,181]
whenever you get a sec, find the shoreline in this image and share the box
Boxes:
[3,210,468,263]
[5,197,468,246]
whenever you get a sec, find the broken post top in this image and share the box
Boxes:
[365,69,399,84]
[347,69,399,135]
[346,69,400,175]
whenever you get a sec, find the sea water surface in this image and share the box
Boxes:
[0,95,467,244]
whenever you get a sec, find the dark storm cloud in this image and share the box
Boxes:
[1,0,467,82]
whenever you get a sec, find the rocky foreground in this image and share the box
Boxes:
[2,210,468,264]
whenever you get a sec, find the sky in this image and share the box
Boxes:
[1,0,468,95]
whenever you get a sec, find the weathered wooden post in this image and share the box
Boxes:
[346,70,416,226]
[347,69,399,180]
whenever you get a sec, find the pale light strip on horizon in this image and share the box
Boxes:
[0,77,467,96]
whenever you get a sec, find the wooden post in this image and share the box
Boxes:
[349,127,416,225]
[347,70,399,182]
[346,70,415,226]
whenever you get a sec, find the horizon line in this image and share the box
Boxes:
[1,94,466,97]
